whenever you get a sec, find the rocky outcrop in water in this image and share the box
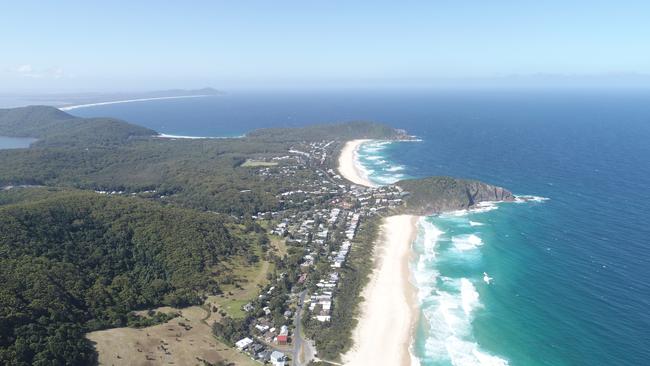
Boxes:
[394,176,515,216]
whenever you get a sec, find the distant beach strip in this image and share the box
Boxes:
[59,94,213,111]
[338,139,419,366]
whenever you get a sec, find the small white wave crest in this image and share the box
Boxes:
[452,234,484,251]
[515,195,550,203]
[420,278,509,366]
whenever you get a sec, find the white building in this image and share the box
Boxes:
[235,337,253,350]
[270,351,286,366]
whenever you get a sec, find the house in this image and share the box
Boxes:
[277,325,289,345]
[235,337,253,350]
[255,324,270,333]
[270,351,286,366]
[257,350,272,362]
[276,334,288,345]
[251,343,264,354]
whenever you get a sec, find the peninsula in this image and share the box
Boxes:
[336,139,513,366]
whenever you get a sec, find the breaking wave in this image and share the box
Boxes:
[413,217,509,366]
[356,140,409,185]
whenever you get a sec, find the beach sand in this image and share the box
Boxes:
[59,94,211,111]
[337,138,419,365]
[342,214,419,366]
[338,139,378,187]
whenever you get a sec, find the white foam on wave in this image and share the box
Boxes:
[354,140,399,186]
[514,195,550,203]
[420,278,509,366]
[386,165,405,172]
[351,143,376,185]
[460,278,481,315]
[413,219,444,302]
[442,202,499,218]
[469,221,484,226]
[412,219,508,365]
[360,140,391,153]
[472,201,500,213]
[452,234,484,251]
[374,173,404,185]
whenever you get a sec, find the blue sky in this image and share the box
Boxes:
[2,1,650,92]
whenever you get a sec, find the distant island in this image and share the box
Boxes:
[0,106,514,365]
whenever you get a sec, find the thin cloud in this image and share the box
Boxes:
[9,64,65,79]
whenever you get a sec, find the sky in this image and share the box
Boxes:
[2,0,650,92]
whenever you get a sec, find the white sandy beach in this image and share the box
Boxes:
[59,94,211,111]
[342,214,418,366]
[339,139,418,366]
[338,139,378,187]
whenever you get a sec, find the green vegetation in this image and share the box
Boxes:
[0,107,402,216]
[0,189,254,365]
[0,106,412,364]
[126,311,179,328]
[211,246,273,319]
[303,218,381,360]
[0,138,290,215]
[395,176,514,215]
[0,106,155,147]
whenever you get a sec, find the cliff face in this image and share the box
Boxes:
[395,176,514,216]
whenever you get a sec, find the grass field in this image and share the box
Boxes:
[87,306,258,366]
[270,234,288,256]
[87,234,279,364]
[209,246,274,319]
[241,159,278,167]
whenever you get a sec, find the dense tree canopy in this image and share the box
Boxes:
[0,106,155,147]
[0,190,250,365]
[0,106,407,364]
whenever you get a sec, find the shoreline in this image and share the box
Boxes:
[337,139,378,187]
[342,215,419,366]
[59,94,213,111]
[338,139,419,366]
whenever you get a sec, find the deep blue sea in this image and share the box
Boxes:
[71,89,650,365]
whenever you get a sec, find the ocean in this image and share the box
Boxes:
[70,89,650,365]
[0,136,37,149]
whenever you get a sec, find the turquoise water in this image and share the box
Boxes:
[357,140,553,365]
[0,136,37,149]
[71,90,650,365]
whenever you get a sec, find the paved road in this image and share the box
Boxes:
[292,290,316,366]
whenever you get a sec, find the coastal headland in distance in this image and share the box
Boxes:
[338,139,419,366]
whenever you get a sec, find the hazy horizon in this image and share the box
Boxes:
[3,1,650,93]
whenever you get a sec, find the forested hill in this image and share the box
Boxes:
[395,176,515,215]
[0,107,405,215]
[0,188,256,365]
[0,105,156,147]
[246,120,404,142]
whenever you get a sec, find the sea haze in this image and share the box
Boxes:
[71,89,650,365]
[0,136,37,149]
